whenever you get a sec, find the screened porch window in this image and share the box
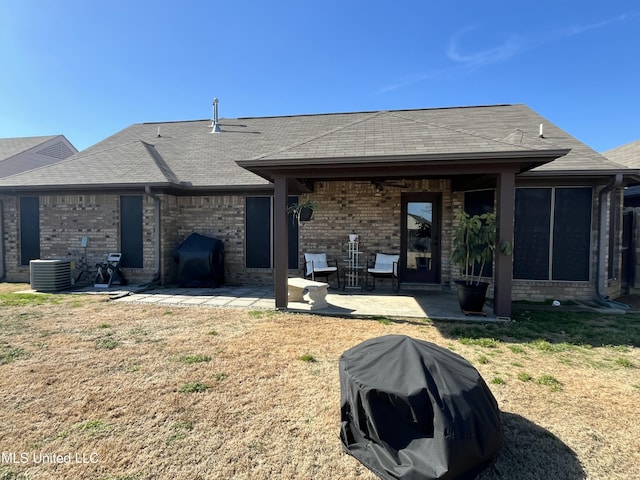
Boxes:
[514,187,592,281]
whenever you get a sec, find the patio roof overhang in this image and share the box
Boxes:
[238,147,571,319]
[237,148,572,190]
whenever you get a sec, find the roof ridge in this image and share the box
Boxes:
[237,103,517,120]
[390,111,560,152]
[141,141,181,184]
[252,111,387,160]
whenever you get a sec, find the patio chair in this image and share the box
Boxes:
[304,252,340,289]
[365,253,399,292]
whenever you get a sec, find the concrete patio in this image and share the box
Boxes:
[106,284,501,322]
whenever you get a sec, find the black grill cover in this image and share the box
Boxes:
[172,233,225,288]
[340,335,502,480]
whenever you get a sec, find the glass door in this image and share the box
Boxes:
[400,193,440,284]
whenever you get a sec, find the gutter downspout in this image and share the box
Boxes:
[0,200,5,280]
[144,186,162,285]
[597,174,623,300]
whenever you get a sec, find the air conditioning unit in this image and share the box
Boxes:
[29,259,72,292]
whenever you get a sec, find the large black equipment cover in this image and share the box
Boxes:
[340,335,502,480]
[172,233,225,288]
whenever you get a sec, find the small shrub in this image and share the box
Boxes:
[373,316,392,325]
[477,355,489,365]
[129,326,148,336]
[300,354,316,362]
[97,338,120,350]
[0,466,23,480]
[460,337,501,348]
[0,344,30,365]
[98,323,111,329]
[529,339,572,353]
[208,329,218,336]
[76,419,113,435]
[178,382,210,393]
[178,354,211,364]
[536,374,563,391]
[508,345,525,354]
[614,357,634,368]
[491,376,505,385]
[167,421,194,444]
[213,372,228,382]
[517,372,533,382]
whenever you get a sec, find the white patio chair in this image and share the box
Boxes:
[365,253,399,292]
[304,252,340,289]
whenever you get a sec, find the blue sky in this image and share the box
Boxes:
[1,1,638,152]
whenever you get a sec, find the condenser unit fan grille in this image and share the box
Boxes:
[29,259,72,292]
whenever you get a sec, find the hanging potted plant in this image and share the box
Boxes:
[287,199,317,225]
[450,211,497,313]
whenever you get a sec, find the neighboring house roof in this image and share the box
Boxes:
[0,105,633,191]
[603,139,640,169]
[603,139,640,197]
[0,135,78,178]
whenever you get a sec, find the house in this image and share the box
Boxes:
[0,104,637,317]
[0,135,77,178]
[603,139,640,291]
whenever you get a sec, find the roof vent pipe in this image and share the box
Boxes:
[539,124,544,138]
[211,98,222,133]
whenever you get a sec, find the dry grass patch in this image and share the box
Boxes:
[0,283,638,479]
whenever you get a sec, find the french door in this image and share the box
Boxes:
[400,193,441,284]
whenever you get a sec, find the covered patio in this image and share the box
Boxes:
[238,121,569,318]
[109,284,501,321]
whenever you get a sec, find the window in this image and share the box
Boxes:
[464,190,495,277]
[120,195,144,268]
[514,187,592,281]
[464,190,494,217]
[245,196,299,269]
[20,197,40,265]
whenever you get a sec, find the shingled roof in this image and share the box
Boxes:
[603,139,640,169]
[0,104,631,191]
[0,135,77,178]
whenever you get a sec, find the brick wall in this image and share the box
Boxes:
[0,182,624,302]
[161,195,270,286]
[297,179,454,282]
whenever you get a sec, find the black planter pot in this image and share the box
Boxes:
[455,280,489,313]
[299,207,314,222]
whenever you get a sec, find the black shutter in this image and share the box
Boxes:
[246,197,271,268]
[20,197,40,265]
[120,196,144,268]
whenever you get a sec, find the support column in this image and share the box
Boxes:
[273,177,289,309]
[494,170,516,318]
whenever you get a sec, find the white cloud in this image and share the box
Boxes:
[377,12,637,94]
[447,13,636,69]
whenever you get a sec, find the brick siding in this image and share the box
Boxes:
[0,182,624,302]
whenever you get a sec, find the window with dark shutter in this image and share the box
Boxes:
[120,196,144,268]
[20,196,40,265]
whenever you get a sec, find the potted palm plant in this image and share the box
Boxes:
[450,211,497,313]
[287,199,317,225]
